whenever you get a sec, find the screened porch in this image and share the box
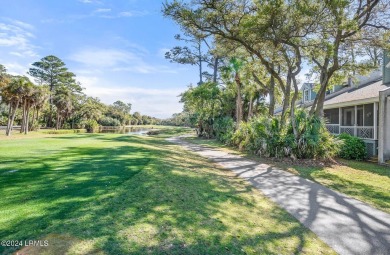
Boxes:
[324,103,378,140]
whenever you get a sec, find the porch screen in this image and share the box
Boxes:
[324,108,339,124]
[342,106,355,126]
[364,103,374,126]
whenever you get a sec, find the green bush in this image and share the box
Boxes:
[82,120,100,133]
[99,117,121,126]
[232,116,286,157]
[338,133,368,160]
[287,110,340,160]
[232,121,253,150]
[29,123,41,131]
[213,117,235,144]
[227,110,340,160]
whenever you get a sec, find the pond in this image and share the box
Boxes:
[98,126,154,135]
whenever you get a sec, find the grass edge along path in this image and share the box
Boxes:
[185,137,390,214]
[0,131,335,254]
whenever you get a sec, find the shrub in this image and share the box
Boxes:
[82,120,99,133]
[288,110,341,160]
[232,116,286,157]
[229,110,341,160]
[338,133,368,160]
[232,121,252,150]
[99,117,121,126]
[29,123,41,131]
[213,117,235,144]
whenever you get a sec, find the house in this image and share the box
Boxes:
[298,54,390,163]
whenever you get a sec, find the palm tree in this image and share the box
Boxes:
[19,79,35,134]
[221,57,245,124]
[1,77,26,136]
[53,85,74,129]
[29,86,49,131]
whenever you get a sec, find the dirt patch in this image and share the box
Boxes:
[265,156,341,168]
[14,234,105,255]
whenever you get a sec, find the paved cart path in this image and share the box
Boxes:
[168,137,390,255]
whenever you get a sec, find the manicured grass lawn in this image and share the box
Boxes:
[0,130,334,255]
[187,137,390,214]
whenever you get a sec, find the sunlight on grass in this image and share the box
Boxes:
[188,137,390,214]
[0,132,334,254]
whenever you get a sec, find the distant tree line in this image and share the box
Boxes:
[0,55,160,136]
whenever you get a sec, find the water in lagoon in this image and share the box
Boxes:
[99,127,153,135]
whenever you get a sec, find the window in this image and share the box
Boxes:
[304,90,310,102]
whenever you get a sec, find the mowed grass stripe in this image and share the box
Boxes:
[0,133,335,254]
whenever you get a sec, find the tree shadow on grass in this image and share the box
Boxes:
[338,159,390,177]
[0,136,329,254]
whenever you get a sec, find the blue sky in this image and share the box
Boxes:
[0,0,199,118]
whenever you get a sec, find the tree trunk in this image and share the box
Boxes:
[310,71,329,117]
[269,76,275,116]
[37,108,40,122]
[235,73,243,124]
[30,106,36,131]
[213,57,219,84]
[6,99,20,136]
[248,96,253,121]
[25,103,30,134]
[290,75,300,139]
[20,99,26,133]
[280,80,290,127]
[56,110,60,130]
[198,41,203,85]
[6,102,12,135]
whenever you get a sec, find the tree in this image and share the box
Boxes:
[53,85,75,130]
[166,33,221,84]
[19,78,35,134]
[181,81,221,136]
[106,100,132,125]
[221,57,245,124]
[28,55,69,92]
[132,112,142,125]
[29,86,50,131]
[0,64,10,90]
[163,0,308,127]
[1,76,28,136]
[28,55,75,127]
[307,0,390,116]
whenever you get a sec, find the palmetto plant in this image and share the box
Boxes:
[231,111,340,160]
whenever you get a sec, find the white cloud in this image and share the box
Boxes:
[0,19,38,58]
[6,19,35,30]
[69,48,138,67]
[78,0,98,4]
[69,47,177,74]
[41,6,148,23]
[1,62,28,75]
[118,11,149,17]
[77,75,183,118]
[94,8,111,13]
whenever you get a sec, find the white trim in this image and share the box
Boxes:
[354,106,357,136]
[323,97,378,109]
[338,107,342,126]
[374,102,378,140]
[303,89,310,103]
